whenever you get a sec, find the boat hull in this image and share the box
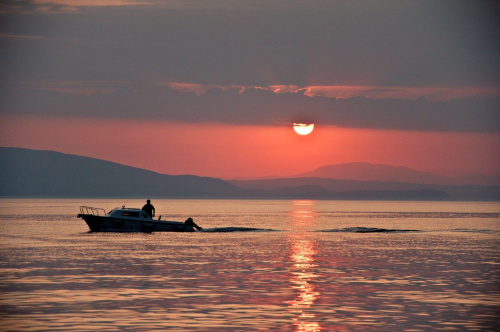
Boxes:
[78,214,196,232]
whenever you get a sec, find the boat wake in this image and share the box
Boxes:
[447,228,499,234]
[317,227,498,234]
[200,227,280,233]
[317,227,420,233]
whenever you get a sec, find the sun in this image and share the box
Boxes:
[293,123,314,135]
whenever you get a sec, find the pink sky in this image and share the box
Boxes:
[1,115,499,179]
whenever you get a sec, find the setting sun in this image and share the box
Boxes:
[293,123,314,135]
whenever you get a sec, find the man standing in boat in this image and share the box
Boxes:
[142,199,155,219]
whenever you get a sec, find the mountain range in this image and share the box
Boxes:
[0,147,498,200]
[293,162,500,186]
[0,147,244,198]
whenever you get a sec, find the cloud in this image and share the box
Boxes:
[1,1,499,86]
[0,1,498,133]
[0,0,74,13]
[0,0,151,14]
[1,82,498,132]
[263,85,500,101]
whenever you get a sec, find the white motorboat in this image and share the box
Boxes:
[77,206,202,232]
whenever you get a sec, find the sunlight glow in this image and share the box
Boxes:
[293,123,314,136]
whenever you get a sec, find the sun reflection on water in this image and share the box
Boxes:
[287,200,322,331]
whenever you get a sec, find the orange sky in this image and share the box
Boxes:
[1,115,499,179]
[1,2,498,181]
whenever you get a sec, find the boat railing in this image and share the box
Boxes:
[79,206,106,216]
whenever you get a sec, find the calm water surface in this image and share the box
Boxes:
[0,199,499,331]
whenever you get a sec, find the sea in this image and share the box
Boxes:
[0,199,499,331]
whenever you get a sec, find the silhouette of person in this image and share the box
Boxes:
[142,199,155,218]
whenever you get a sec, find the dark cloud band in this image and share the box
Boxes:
[1,83,498,132]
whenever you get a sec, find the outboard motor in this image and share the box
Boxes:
[184,217,202,230]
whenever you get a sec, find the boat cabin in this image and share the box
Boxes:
[107,207,152,220]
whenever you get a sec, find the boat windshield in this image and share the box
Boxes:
[106,209,117,216]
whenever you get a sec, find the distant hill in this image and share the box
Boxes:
[1,148,498,200]
[229,177,500,201]
[295,162,500,186]
[0,147,245,198]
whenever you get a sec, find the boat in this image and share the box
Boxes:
[77,206,202,232]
